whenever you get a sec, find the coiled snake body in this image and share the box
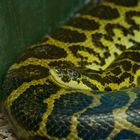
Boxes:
[2,0,140,139]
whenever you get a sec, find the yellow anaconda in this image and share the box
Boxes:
[2,0,140,139]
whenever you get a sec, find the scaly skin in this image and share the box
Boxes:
[2,0,140,139]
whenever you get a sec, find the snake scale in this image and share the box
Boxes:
[1,0,140,139]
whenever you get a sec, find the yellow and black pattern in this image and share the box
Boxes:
[2,0,140,139]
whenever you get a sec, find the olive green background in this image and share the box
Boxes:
[0,0,89,88]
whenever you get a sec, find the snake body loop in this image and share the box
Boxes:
[2,0,140,139]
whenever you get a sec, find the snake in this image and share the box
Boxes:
[1,0,140,139]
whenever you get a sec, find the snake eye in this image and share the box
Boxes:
[68,69,80,80]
